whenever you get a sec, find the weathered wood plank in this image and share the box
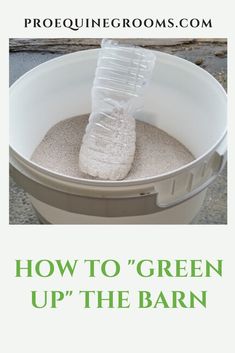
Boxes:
[9,38,226,53]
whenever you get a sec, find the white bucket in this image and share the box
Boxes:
[9,49,227,224]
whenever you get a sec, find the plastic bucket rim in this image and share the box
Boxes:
[9,48,227,188]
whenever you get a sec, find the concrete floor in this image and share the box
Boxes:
[9,47,227,224]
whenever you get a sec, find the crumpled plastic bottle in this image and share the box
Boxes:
[79,39,156,180]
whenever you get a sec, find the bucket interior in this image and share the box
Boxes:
[10,50,227,167]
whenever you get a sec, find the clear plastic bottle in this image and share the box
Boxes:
[79,39,156,180]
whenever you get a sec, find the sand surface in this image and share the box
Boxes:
[31,114,194,180]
